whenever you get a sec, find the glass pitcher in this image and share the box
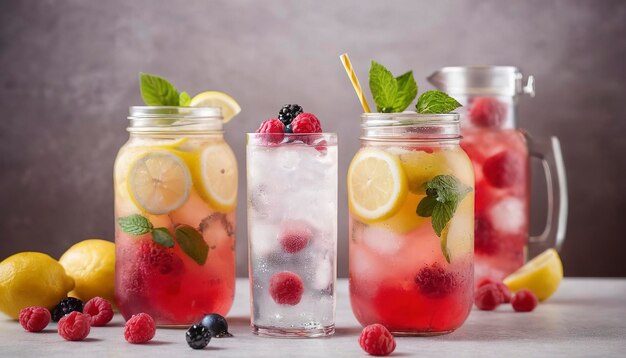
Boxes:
[428,66,567,282]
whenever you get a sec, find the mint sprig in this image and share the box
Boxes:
[175,225,209,265]
[369,61,417,113]
[117,214,174,248]
[139,73,189,106]
[416,175,472,262]
[416,90,461,114]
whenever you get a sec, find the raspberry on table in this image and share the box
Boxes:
[482,151,522,189]
[19,306,51,332]
[83,297,114,327]
[414,263,457,298]
[269,271,304,305]
[277,104,304,126]
[291,113,322,134]
[476,278,512,303]
[470,96,507,127]
[186,324,211,349]
[52,297,84,322]
[257,118,285,144]
[58,311,91,341]
[474,283,504,310]
[278,221,313,254]
[124,313,156,344]
[359,323,396,356]
[511,289,538,312]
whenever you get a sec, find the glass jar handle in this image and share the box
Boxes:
[528,136,568,250]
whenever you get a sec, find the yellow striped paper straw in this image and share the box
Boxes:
[340,53,371,113]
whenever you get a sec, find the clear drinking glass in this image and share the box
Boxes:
[247,133,338,337]
[429,66,568,282]
[114,107,237,326]
[348,113,474,335]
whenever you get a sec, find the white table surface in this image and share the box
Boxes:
[1,278,625,357]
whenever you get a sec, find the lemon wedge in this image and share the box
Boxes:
[347,148,408,222]
[192,142,238,212]
[503,248,563,301]
[190,91,241,123]
[127,151,191,214]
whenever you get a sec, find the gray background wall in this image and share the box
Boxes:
[1,0,625,277]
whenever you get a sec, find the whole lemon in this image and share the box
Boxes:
[0,252,75,319]
[59,239,115,303]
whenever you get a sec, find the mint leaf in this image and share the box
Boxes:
[139,73,180,106]
[175,225,209,265]
[369,61,398,112]
[394,71,418,112]
[152,228,175,247]
[118,214,153,235]
[416,90,461,114]
[416,175,472,262]
[179,91,191,106]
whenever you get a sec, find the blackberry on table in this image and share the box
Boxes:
[52,297,83,322]
[186,324,211,349]
[278,104,303,126]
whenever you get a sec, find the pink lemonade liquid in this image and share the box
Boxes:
[461,127,529,282]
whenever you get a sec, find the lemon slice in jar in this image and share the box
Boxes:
[127,151,191,215]
[347,148,408,222]
[503,248,564,301]
[190,91,241,123]
[190,142,238,212]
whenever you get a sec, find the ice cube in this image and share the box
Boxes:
[489,197,525,234]
[361,225,406,256]
[249,223,279,257]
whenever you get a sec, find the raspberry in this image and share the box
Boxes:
[58,311,91,341]
[474,215,498,255]
[278,221,312,254]
[476,278,512,303]
[483,151,522,189]
[511,289,538,312]
[277,104,304,126]
[137,240,184,276]
[291,113,322,134]
[256,118,285,144]
[269,271,304,305]
[414,263,457,298]
[19,306,51,332]
[83,297,114,327]
[474,283,504,310]
[124,313,156,344]
[359,324,396,356]
[470,97,507,127]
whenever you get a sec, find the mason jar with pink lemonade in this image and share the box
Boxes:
[429,66,568,283]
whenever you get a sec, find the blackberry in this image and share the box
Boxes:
[278,104,303,126]
[186,324,211,349]
[285,123,293,133]
[52,297,84,322]
[200,313,233,338]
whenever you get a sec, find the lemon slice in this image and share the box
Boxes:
[503,248,563,301]
[194,142,238,212]
[348,148,408,222]
[190,91,241,123]
[127,151,191,214]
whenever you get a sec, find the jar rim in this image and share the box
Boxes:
[247,133,338,147]
[127,106,223,133]
[360,112,460,140]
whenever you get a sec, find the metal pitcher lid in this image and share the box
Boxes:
[427,66,535,97]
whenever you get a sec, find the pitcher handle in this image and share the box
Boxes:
[528,136,568,250]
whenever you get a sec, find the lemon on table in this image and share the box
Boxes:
[0,252,74,319]
[59,239,115,303]
[503,248,563,301]
[190,91,241,123]
[348,148,408,222]
[191,142,238,212]
[127,150,192,215]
